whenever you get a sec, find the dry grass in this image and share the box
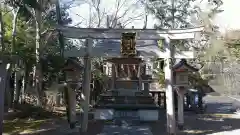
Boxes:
[3,118,50,134]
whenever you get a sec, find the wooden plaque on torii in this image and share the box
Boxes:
[121,33,136,56]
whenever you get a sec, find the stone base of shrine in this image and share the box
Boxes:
[94,108,159,121]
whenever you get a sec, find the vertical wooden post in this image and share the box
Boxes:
[138,64,142,91]
[81,38,93,133]
[164,37,176,134]
[177,89,184,130]
[111,64,115,90]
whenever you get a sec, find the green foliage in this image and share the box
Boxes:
[223,31,240,59]
[2,1,73,85]
[148,0,225,87]
[147,0,196,29]
[195,0,225,62]
[157,40,163,50]
[5,0,41,20]
[2,7,35,69]
[44,6,72,26]
[152,59,165,87]
[157,71,165,87]
[91,57,108,83]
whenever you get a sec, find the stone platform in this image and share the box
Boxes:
[94,90,159,121]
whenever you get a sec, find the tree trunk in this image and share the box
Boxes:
[0,4,4,52]
[4,66,12,112]
[55,0,65,107]
[0,8,6,132]
[33,0,43,107]
[11,8,20,109]
[20,64,26,104]
[0,63,10,135]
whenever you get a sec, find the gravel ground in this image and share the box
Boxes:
[8,95,240,135]
[178,95,240,135]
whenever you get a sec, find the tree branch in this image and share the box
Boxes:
[40,28,55,36]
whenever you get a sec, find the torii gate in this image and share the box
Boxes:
[57,25,203,134]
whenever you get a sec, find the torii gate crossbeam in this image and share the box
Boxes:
[58,25,203,135]
[57,26,203,40]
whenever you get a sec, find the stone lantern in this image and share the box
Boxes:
[173,59,198,130]
[63,58,83,83]
[62,58,83,129]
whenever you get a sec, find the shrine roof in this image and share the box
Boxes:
[173,59,199,72]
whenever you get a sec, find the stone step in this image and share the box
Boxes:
[95,104,159,110]
[98,95,155,105]
[98,100,155,105]
[94,108,159,121]
[99,97,154,104]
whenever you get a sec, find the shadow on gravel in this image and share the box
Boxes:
[181,102,240,135]
[182,115,240,135]
[149,101,240,135]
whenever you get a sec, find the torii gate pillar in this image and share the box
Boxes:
[81,38,93,133]
[164,37,176,134]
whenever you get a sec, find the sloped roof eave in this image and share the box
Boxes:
[173,59,199,72]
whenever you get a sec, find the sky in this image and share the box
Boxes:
[215,0,240,32]
[62,0,240,33]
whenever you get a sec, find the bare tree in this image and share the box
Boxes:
[69,0,146,28]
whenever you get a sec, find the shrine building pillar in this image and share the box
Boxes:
[138,63,142,91]
[143,58,152,93]
[111,63,116,90]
